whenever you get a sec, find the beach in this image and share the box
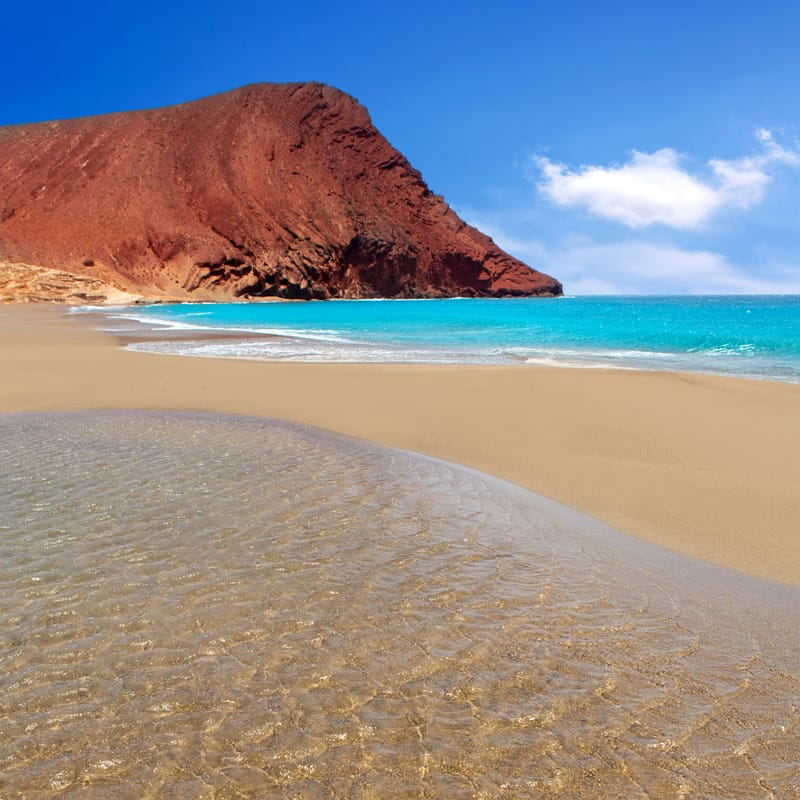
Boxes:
[2,303,798,585]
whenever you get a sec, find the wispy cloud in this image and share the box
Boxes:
[532,240,800,295]
[465,212,800,295]
[533,130,799,230]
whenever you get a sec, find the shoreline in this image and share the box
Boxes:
[90,295,800,384]
[2,303,799,585]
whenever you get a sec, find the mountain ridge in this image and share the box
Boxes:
[0,82,562,302]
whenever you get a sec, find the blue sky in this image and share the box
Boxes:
[4,0,800,293]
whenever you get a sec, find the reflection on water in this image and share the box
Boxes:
[0,412,798,799]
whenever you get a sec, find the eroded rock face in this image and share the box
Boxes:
[0,83,562,301]
[0,261,144,305]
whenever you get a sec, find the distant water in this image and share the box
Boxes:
[2,411,799,798]
[91,295,800,382]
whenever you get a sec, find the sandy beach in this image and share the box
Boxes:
[2,303,799,585]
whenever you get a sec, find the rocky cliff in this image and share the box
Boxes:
[0,83,561,301]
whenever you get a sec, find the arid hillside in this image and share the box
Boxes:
[0,83,561,301]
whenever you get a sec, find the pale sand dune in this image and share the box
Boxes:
[0,262,148,305]
[2,304,798,585]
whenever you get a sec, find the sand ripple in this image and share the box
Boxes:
[0,412,798,798]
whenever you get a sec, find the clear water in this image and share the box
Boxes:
[91,296,800,382]
[2,411,798,798]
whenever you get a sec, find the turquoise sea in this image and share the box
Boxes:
[96,295,800,383]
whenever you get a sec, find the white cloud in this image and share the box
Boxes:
[534,131,800,230]
[464,213,800,295]
[527,239,800,295]
[539,241,788,295]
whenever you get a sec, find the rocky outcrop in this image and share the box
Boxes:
[0,262,147,305]
[0,83,561,301]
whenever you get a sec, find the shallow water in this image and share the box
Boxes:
[1,411,798,798]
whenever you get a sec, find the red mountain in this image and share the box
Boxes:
[0,83,561,301]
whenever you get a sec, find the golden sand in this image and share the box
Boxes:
[2,304,798,584]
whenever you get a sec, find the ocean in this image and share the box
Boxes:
[90,295,800,382]
[2,411,799,797]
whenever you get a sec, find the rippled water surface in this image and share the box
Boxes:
[1,412,798,799]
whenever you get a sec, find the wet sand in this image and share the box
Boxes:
[1,303,799,585]
[4,410,798,797]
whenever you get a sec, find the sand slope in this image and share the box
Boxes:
[1,305,798,584]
